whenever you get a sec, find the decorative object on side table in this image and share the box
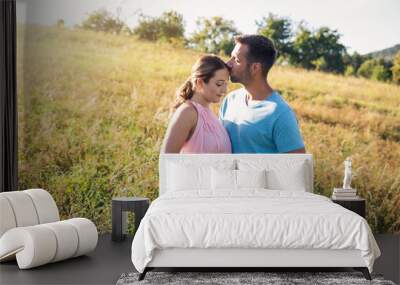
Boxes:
[332,157,359,200]
[112,197,150,242]
[342,156,353,190]
[331,157,365,218]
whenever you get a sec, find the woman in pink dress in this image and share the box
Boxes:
[161,55,232,153]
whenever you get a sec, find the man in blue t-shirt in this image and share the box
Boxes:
[219,35,305,153]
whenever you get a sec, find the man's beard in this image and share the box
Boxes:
[230,74,240,83]
[230,69,251,84]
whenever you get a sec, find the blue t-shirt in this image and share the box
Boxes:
[219,88,304,153]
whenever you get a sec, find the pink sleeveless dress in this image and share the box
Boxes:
[180,101,232,153]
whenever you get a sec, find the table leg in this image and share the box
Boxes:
[112,201,124,241]
[134,202,149,233]
[122,211,127,237]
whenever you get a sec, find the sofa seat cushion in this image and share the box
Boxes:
[0,218,98,269]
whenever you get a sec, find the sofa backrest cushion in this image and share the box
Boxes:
[0,189,60,238]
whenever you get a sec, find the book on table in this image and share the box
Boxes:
[332,188,358,200]
[332,194,360,200]
[333,188,357,193]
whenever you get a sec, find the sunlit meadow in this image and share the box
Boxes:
[18,25,400,234]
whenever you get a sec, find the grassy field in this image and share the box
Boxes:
[18,25,400,234]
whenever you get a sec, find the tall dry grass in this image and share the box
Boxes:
[18,25,400,233]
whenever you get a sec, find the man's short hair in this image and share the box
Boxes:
[234,34,277,77]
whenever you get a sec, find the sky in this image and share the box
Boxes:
[16,0,400,55]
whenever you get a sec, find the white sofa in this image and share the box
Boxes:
[0,189,98,269]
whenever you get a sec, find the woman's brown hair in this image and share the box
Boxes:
[174,55,228,109]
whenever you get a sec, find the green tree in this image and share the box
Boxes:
[190,16,240,56]
[375,59,392,82]
[133,11,185,44]
[343,52,365,75]
[392,52,400,84]
[80,9,128,35]
[357,59,376,78]
[289,25,346,73]
[371,65,388,81]
[256,14,293,59]
[158,11,185,41]
[344,65,356,76]
[313,27,346,73]
[288,25,317,69]
[358,58,392,82]
[133,15,159,41]
[312,57,328,71]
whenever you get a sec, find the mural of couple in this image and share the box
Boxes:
[16,0,400,234]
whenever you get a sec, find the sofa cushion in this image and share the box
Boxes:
[24,189,59,224]
[0,218,97,269]
[42,221,79,262]
[0,196,17,237]
[0,226,57,269]
[0,192,39,227]
[0,189,60,238]
[0,189,97,269]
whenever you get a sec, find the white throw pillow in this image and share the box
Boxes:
[238,159,310,191]
[266,162,308,191]
[211,168,268,190]
[211,168,236,190]
[236,169,268,189]
[167,162,211,191]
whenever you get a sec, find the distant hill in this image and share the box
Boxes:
[366,44,400,61]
